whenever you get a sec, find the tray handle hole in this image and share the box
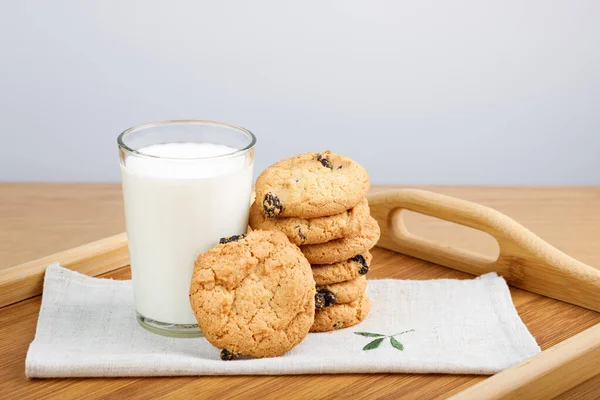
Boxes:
[392,209,500,262]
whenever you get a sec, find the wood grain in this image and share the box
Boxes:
[0,183,599,399]
[0,183,125,270]
[0,233,129,308]
[450,324,600,400]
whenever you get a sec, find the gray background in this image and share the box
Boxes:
[1,1,599,184]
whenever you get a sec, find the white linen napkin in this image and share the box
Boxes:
[25,263,540,377]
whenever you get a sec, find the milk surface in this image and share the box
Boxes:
[121,143,253,324]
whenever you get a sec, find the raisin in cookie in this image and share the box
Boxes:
[256,151,370,219]
[312,252,372,285]
[301,217,380,264]
[249,198,370,246]
[189,230,315,359]
[310,294,370,332]
[317,276,367,305]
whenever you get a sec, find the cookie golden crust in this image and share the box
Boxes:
[318,276,367,304]
[301,217,380,264]
[255,151,370,219]
[248,198,370,246]
[312,252,372,285]
[189,230,316,358]
[310,294,370,332]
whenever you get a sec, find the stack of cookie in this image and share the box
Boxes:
[250,151,380,332]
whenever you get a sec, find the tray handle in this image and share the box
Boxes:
[368,189,600,312]
[0,233,129,309]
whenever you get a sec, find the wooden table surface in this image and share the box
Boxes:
[1,183,599,399]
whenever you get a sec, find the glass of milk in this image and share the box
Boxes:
[117,120,255,337]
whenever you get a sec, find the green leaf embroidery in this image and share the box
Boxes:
[354,332,385,338]
[363,338,385,350]
[355,329,414,352]
[390,337,404,351]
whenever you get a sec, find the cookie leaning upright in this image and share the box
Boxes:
[255,151,370,219]
[189,230,315,359]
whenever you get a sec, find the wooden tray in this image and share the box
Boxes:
[1,189,599,399]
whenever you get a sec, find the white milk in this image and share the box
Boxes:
[121,143,253,325]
